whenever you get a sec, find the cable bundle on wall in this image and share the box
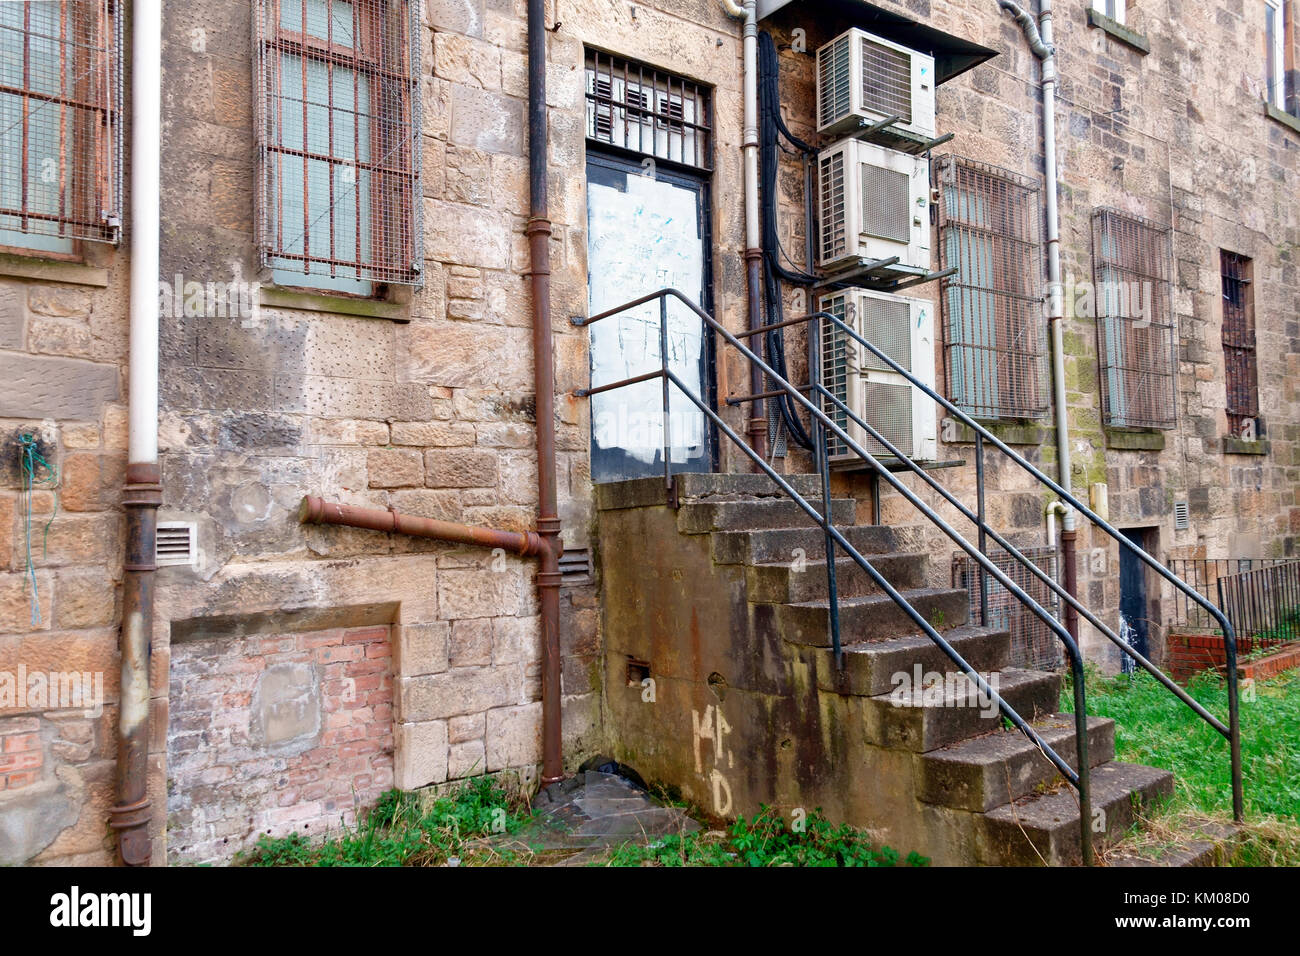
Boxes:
[758,30,815,451]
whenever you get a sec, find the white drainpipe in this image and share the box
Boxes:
[129,0,161,466]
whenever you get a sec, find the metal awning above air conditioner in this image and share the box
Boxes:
[756,0,998,86]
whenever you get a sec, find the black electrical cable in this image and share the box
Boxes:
[758,30,815,450]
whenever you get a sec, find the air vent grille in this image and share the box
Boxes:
[863,382,913,458]
[817,33,852,130]
[559,548,593,586]
[820,295,852,458]
[857,295,912,373]
[156,522,197,568]
[1174,501,1190,530]
[861,36,912,124]
[861,163,910,243]
[819,151,848,263]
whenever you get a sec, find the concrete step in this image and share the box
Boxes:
[812,625,1012,698]
[1107,820,1241,867]
[777,587,970,647]
[747,551,926,603]
[678,497,857,534]
[862,667,1061,753]
[917,713,1116,812]
[977,761,1176,866]
[712,524,898,566]
[595,473,826,511]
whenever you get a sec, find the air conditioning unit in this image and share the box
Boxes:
[818,288,937,462]
[585,73,700,159]
[816,27,936,140]
[817,138,930,271]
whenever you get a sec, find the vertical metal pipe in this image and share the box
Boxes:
[660,296,673,500]
[975,431,989,627]
[112,465,161,866]
[811,319,841,666]
[1062,527,1079,641]
[528,0,563,785]
[111,0,163,867]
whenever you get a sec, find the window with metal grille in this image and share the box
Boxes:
[1092,209,1176,430]
[935,155,1046,421]
[1221,251,1260,440]
[952,547,1061,671]
[0,1,122,257]
[584,50,711,170]
[255,0,422,296]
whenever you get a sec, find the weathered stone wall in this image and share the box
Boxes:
[3,0,1297,865]
[758,0,1300,670]
[0,239,131,865]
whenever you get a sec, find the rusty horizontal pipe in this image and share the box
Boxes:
[300,495,545,557]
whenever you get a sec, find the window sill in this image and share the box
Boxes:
[258,285,410,321]
[1104,427,1165,451]
[0,251,109,288]
[1086,9,1151,55]
[947,419,1049,446]
[1264,102,1300,136]
[1222,436,1270,456]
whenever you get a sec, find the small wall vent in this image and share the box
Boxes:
[156,522,197,567]
[559,548,593,586]
[1173,501,1190,530]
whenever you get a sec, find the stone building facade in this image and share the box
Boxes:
[0,0,1296,865]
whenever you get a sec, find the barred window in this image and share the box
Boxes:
[1092,209,1176,430]
[0,1,122,257]
[935,155,1047,421]
[584,50,712,170]
[255,0,422,296]
[1221,251,1260,440]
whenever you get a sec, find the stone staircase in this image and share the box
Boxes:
[597,473,1194,866]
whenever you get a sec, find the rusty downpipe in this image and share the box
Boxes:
[528,0,564,785]
[300,496,546,557]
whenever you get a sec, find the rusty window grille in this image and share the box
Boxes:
[584,50,712,170]
[952,546,1062,671]
[1091,208,1176,430]
[0,1,123,256]
[255,0,422,295]
[935,155,1047,421]
[1221,251,1260,440]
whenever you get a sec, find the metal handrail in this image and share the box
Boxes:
[574,288,1097,862]
[810,307,1244,821]
[815,382,1231,738]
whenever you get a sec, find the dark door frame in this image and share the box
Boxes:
[584,147,721,477]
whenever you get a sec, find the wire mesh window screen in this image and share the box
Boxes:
[935,155,1046,420]
[0,0,122,253]
[584,50,712,170]
[952,547,1062,670]
[1220,251,1259,439]
[1091,208,1176,429]
[255,0,422,292]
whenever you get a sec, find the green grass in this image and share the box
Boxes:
[237,776,536,867]
[237,778,927,868]
[1063,665,1300,864]
[595,806,928,867]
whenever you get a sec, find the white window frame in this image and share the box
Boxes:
[1093,0,1127,26]
[1266,0,1286,109]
